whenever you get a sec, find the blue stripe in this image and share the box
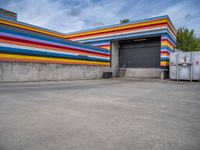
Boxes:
[77,30,165,43]
[165,16,176,33]
[84,40,110,45]
[66,15,171,35]
[1,15,176,40]
[164,29,176,42]
[161,57,170,61]
[0,16,64,35]
[161,33,176,46]
[161,46,174,52]
[0,46,110,62]
[0,27,109,54]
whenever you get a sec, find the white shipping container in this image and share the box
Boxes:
[170,52,200,81]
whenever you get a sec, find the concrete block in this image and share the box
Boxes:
[125,68,161,78]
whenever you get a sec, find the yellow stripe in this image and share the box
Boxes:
[1,18,176,40]
[0,53,110,66]
[65,19,167,38]
[0,18,176,40]
[160,61,169,66]
[65,19,175,38]
[168,21,177,36]
[161,41,175,50]
[161,41,175,47]
[0,19,64,38]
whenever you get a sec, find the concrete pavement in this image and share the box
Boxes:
[0,79,200,150]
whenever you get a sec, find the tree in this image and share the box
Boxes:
[176,27,200,51]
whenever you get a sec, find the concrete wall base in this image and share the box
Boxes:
[111,41,119,76]
[125,68,161,78]
[0,62,110,82]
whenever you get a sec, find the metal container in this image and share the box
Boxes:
[170,52,200,81]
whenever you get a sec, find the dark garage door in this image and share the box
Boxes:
[119,37,161,68]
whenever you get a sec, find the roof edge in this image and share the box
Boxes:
[65,15,176,35]
[0,16,64,36]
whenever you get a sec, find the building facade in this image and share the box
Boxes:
[0,10,176,82]
[65,16,176,77]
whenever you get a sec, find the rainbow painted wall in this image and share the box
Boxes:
[65,16,176,68]
[0,17,110,66]
[0,15,176,69]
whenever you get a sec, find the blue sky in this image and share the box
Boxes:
[1,0,200,36]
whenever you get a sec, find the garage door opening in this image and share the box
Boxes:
[119,36,161,68]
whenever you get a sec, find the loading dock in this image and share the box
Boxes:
[0,13,176,81]
[111,37,162,78]
[66,16,176,79]
[119,37,161,68]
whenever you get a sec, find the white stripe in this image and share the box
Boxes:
[0,43,109,59]
[72,26,168,41]
[0,32,108,54]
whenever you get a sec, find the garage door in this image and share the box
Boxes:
[119,37,161,68]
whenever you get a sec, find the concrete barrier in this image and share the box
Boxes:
[0,62,110,82]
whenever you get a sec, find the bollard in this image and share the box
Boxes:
[160,70,165,80]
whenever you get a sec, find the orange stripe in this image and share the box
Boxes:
[67,23,168,41]
[98,45,110,50]
[167,22,176,36]
[160,62,169,66]
[65,19,176,39]
[0,39,110,58]
[161,40,175,49]
[0,19,64,38]
[0,58,110,66]
[65,19,167,38]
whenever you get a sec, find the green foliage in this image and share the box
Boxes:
[176,27,200,51]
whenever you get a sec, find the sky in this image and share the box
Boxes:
[0,0,200,36]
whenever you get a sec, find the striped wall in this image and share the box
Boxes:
[65,16,176,42]
[160,34,176,67]
[84,41,111,50]
[65,16,176,67]
[0,17,110,66]
[0,15,176,68]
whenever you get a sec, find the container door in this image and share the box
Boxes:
[192,53,200,80]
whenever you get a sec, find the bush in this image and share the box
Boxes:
[176,27,200,51]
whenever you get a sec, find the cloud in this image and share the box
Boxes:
[156,0,200,36]
[68,8,82,16]
[0,0,200,36]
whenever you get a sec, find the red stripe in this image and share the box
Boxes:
[0,39,109,58]
[166,22,176,36]
[0,35,110,57]
[160,51,169,55]
[67,22,168,39]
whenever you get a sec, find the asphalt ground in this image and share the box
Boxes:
[0,79,200,150]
